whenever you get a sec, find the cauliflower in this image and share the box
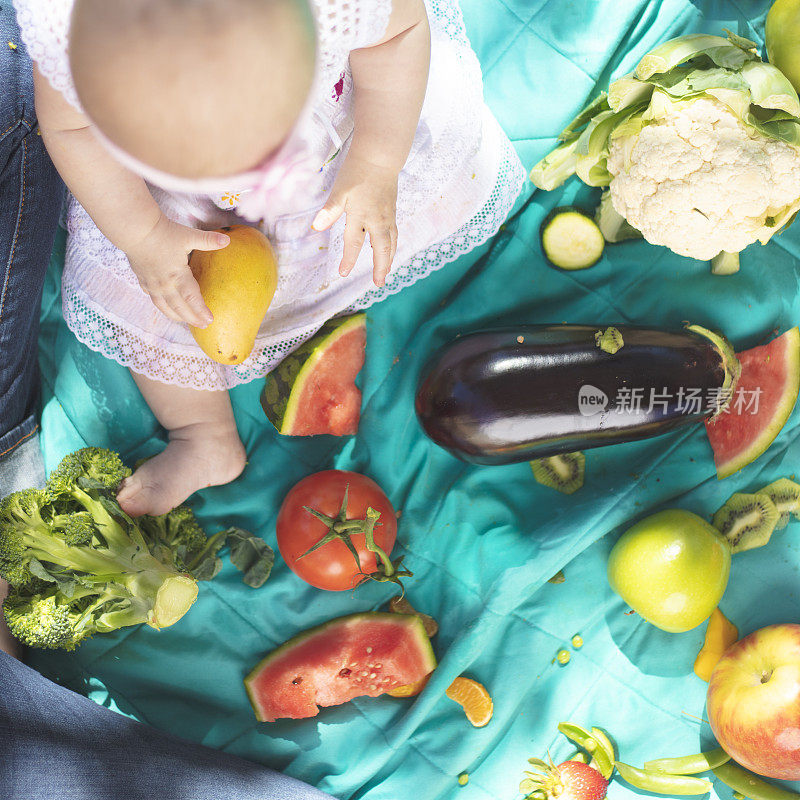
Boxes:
[607,97,800,260]
[530,32,800,265]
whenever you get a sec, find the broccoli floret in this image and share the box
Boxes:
[4,590,93,650]
[1,494,102,584]
[46,447,131,494]
[0,489,52,586]
[45,448,137,552]
[5,488,48,518]
[138,505,208,572]
[163,506,207,552]
[60,512,95,547]
[3,584,158,651]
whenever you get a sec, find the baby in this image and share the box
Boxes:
[16,0,524,516]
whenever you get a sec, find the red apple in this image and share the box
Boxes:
[707,624,800,779]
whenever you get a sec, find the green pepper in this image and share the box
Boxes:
[645,747,730,775]
[615,761,713,795]
[713,762,800,800]
[557,722,613,779]
[590,727,616,764]
[558,722,597,751]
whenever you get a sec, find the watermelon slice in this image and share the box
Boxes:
[244,612,436,722]
[705,327,800,479]
[261,314,366,436]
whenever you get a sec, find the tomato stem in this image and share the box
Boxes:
[332,520,367,534]
[298,485,412,595]
[363,507,394,576]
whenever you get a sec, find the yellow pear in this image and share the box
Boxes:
[189,225,278,365]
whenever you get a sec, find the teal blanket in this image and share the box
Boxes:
[32,1,800,798]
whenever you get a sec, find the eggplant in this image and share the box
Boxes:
[415,324,740,466]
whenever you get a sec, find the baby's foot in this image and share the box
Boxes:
[116,423,246,517]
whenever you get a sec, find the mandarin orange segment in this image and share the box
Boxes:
[387,672,432,698]
[446,676,493,727]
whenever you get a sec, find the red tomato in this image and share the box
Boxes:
[276,470,398,591]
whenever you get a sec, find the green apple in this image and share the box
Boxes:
[767,0,800,95]
[607,509,731,632]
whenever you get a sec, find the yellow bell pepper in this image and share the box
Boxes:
[694,608,738,682]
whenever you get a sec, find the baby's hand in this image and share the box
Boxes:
[125,216,230,327]
[312,156,398,287]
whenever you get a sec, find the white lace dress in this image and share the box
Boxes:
[15,0,525,390]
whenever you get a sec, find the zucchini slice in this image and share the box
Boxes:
[540,207,605,270]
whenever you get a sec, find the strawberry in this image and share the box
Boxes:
[520,760,608,800]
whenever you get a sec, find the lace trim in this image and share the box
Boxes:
[62,280,327,391]
[63,131,525,391]
[313,0,393,62]
[13,0,82,110]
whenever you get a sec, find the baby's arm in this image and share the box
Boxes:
[33,69,227,327]
[312,0,431,286]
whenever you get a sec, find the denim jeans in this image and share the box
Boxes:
[0,651,336,800]
[0,3,64,469]
[0,429,45,494]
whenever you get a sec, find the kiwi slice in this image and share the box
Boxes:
[757,478,800,530]
[530,452,585,495]
[712,492,780,553]
[595,327,624,355]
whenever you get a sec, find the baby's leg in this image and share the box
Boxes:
[116,372,246,517]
